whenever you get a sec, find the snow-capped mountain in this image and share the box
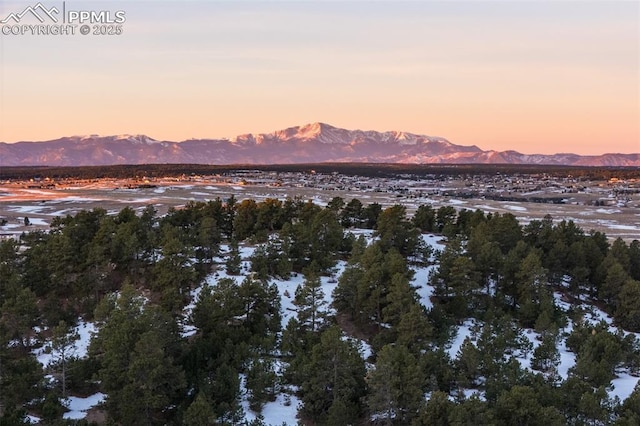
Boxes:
[0,123,637,166]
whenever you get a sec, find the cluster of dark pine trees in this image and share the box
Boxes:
[0,195,638,425]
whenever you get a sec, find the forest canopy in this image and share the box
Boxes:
[0,195,639,425]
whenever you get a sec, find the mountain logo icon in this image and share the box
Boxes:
[0,2,59,24]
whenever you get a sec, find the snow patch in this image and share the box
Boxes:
[62,392,106,420]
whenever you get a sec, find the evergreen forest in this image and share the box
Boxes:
[1,195,640,425]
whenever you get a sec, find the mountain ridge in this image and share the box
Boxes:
[1,123,638,167]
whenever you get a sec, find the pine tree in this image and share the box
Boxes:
[495,385,564,426]
[233,199,258,241]
[629,240,640,281]
[341,198,363,228]
[455,337,482,388]
[0,240,21,302]
[327,196,345,212]
[447,394,494,425]
[294,272,328,333]
[578,385,614,425]
[610,237,631,271]
[226,238,242,275]
[245,357,277,412]
[120,329,186,424]
[0,335,44,420]
[376,205,420,257]
[50,320,79,397]
[531,332,560,381]
[368,344,425,424]
[237,276,282,349]
[515,252,549,327]
[617,381,640,425]
[153,224,197,312]
[395,303,433,355]
[467,222,503,293]
[184,393,216,426]
[381,274,416,327]
[197,216,220,266]
[569,325,623,388]
[90,285,186,424]
[307,208,343,271]
[435,206,457,234]
[412,204,436,233]
[1,286,39,349]
[444,256,481,319]
[300,327,366,424]
[414,391,454,426]
[250,246,271,281]
[362,202,382,229]
[601,261,629,309]
[615,279,640,331]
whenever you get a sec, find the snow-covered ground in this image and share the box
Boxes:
[32,321,96,368]
[270,262,345,331]
[473,204,499,211]
[448,199,467,205]
[8,205,51,214]
[346,228,376,244]
[413,265,436,310]
[413,234,444,310]
[446,320,476,360]
[240,373,302,426]
[30,321,102,421]
[557,327,577,380]
[557,291,640,400]
[62,393,106,420]
[596,208,623,215]
[516,328,542,371]
[504,204,528,212]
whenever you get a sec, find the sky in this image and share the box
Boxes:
[0,0,638,155]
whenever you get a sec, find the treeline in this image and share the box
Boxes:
[2,163,639,180]
[0,195,639,424]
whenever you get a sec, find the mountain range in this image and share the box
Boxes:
[0,123,638,167]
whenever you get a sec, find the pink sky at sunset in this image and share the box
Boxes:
[0,0,637,155]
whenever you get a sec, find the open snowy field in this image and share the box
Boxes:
[1,179,638,241]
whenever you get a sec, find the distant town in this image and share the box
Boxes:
[2,166,639,241]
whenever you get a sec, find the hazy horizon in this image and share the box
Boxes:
[0,0,637,155]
